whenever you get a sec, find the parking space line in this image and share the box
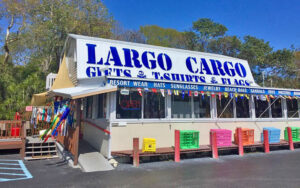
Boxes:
[0,167,23,170]
[0,160,33,182]
[0,163,20,166]
[0,172,26,176]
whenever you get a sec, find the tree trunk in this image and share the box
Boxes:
[3,15,15,67]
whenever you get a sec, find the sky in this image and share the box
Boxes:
[103,0,300,50]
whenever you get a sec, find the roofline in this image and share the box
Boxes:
[67,33,247,62]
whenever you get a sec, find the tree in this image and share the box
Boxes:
[208,36,242,57]
[140,25,185,48]
[0,0,28,69]
[192,18,228,52]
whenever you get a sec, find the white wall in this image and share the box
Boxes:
[110,121,300,151]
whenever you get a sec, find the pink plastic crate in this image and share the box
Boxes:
[211,129,232,147]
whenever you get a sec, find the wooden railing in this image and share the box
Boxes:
[0,120,26,158]
[0,120,24,139]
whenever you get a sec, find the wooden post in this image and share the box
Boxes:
[133,137,139,167]
[263,130,270,153]
[237,127,244,156]
[287,127,294,151]
[73,99,81,166]
[210,131,218,159]
[20,121,26,159]
[174,130,180,162]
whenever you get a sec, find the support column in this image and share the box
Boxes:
[133,137,139,167]
[287,127,294,151]
[74,99,81,166]
[210,131,218,159]
[174,130,180,162]
[237,127,244,156]
[263,130,270,153]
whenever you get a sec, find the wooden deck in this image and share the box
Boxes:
[0,120,26,158]
[112,140,295,157]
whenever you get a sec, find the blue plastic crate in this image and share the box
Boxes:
[261,127,281,143]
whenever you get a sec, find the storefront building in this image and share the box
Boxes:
[50,34,300,159]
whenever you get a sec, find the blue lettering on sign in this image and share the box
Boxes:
[86,43,252,86]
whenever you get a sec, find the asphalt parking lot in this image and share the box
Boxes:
[2,149,300,188]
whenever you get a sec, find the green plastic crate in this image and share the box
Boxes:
[180,130,199,149]
[284,127,300,142]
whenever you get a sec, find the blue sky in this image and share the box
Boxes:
[103,0,300,50]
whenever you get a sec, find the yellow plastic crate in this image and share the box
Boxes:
[142,138,156,152]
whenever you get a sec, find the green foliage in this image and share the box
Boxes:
[192,18,228,51]
[140,25,185,48]
[0,0,114,119]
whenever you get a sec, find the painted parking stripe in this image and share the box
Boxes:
[0,163,20,166]
[0,160,33,182]
[0,167,23,170]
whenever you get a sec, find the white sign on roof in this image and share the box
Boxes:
[74,35,257,87]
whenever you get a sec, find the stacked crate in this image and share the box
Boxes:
[234,128,254,145]
[210,129,232,147]
[261,127,281,143]
[142,138,156,152]
[180,130,199,149]
[284,127,300,142]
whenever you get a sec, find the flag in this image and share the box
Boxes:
[194,91,199,97]
[167,89,172,96]
[182,90,185,99]
[137,88,142,96]
[240,94,244,99]
[230,93,233,98]
[160,89,165,97]
[188,90,192,97]
[224,92,229,98]
[245,94,250,100]
[144,88,149,92]
[265,95,270,102]
[269,95,275,99]
[206,91,211,97]
[218,92,222,100]
[152,88,157,93]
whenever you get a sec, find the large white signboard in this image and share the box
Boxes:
[76,36,257,87]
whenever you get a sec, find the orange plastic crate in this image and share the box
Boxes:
[234,128,254,145]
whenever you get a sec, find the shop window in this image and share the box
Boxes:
[217,96,234,118]
[194,95,210,118]
[97,94,107,118]
[236,97,250,118]
[116,90,142,119]
[254,97,270,118]
[86,96,93,119]
[271,98,282,118]
[171,93,192,118]
[144,92,165,119]
[287,99,299,118]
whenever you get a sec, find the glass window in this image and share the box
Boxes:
[217,96,233,118]
[116,90,142,119]
[271,98,282,118]
[97,94,107,118]
[287,99,299,118]
[171,93,192,118]
[236,97,250,118]
[144,92,165,119]
[254,97,269,118]
[194,95,210,118]
[86,96,93,119]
